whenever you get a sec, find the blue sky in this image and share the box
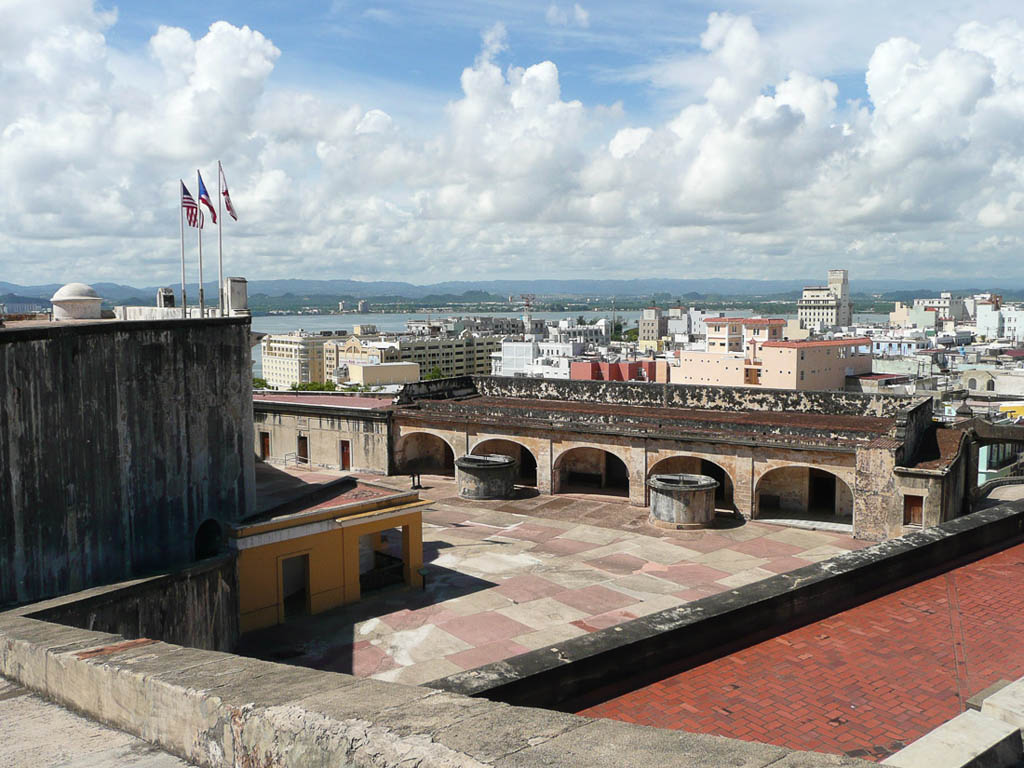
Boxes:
[4,0,1024,285]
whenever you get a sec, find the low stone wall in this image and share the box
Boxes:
[433,502,1024,712]
[0,615,870,767]
[18,555,238,653]
[473,375,919,418]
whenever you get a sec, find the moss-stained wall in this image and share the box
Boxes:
[0,318,255,606]
[472,375,919,418]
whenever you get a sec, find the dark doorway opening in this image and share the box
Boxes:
[297,435,309,465]
[339,439,351,470]
[809,469,836,512]
[194,519,222,561]
[281,554,309,618]
[520,448,538,485]
[700,460,729,505]
[605,453,629,490]
[259,431,270,460]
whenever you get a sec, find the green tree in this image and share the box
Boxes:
[253,377,269,389]
[423,366,445,381]
[289,381,338,391]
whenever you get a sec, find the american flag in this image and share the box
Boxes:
[181,181,203,228]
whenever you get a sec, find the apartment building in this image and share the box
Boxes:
[912,292,968,322]
[797,269,853,330]
[326,334,501,381]
[673,318,869,390]
[639,307,669,352]
[260,331,333,390]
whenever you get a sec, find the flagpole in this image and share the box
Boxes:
[217,160,224,316]
[197,170,205,316]
[179,183,187,319]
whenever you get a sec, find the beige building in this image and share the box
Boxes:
[343,361,420,386]
[261,332,332,390]
[638,307,669,353]
[797,269,853,330]
[674,318,870,390]
[325,334,501,382]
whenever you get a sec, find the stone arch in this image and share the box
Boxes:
[396,431,456,476]
[194,519,223,561]
[471,438,538,486]
[553,445,631,497]
[646,455,735,511]
[968,378,978,390]
[754,465,853,522]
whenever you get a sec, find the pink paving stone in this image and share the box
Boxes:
[760,556,821,574]
[665,535,738,553]
[572,609,639,632]
[585,553,649,575]
[439,611,536,646]
[729,537,806,558]
[494,573,567,603]
[498,523,565,543]
[446,639,532,670]
[656,563,734,586]
[553,585,641,615]
[379,606,461,631]
[673,584,731,601]
[318,641,400,677]
[531,537,603,556]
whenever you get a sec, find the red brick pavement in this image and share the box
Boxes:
[579,542,1024,762]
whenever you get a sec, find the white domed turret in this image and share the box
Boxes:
[51,283,103,320]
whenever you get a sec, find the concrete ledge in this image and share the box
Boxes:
[431,502,1024,711]
[881,710,1022,768]
[982,678,1024,731]
[0,614,870,767]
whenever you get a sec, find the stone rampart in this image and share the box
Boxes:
[473,376,920,418]
[19,555,238,653]
[0,613,869,767]
[0,317,255,607]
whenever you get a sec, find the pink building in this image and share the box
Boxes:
[570,360,668,382]
[674,319,871,390]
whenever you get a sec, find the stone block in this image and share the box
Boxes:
[493,718,790,768]
[881,710,1022,768]
[969,679,1014,712]
[982,677,1024,730]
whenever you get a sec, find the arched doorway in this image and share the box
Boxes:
[472,439,537,486]
[397,432,455,476]
[647,455,735,510]
[755,466,853,523]
[555,447,629,497]
[194,519,223,561]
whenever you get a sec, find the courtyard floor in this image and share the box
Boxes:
[237,471,871,687]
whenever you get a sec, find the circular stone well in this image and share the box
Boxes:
[456,454,518,500]
[648,473,719,529]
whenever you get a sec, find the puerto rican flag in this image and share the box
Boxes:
[181,181,203,228]
[197,171,217,224]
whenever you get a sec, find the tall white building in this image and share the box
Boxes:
[797,269,853,330]
[260,332,332,390]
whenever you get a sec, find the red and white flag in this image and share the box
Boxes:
[219,162,238,221]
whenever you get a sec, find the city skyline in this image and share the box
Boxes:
[5,1,1024,286]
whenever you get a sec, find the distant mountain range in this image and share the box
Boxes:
[2,277,1020,302]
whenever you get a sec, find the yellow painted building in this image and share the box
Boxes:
[231,482,427,632]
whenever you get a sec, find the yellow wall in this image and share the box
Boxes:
[236,507,424,633]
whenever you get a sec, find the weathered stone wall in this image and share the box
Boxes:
[254,407,390,474]
[854,445,901,539]
[474,375,919,418]
[893,398,935,466]
[394,376,476,404]
[0,318,255,607]
[22,555,238,652]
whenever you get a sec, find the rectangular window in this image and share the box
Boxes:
[903,494,924,526]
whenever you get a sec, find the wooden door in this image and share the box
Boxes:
[259,432,270,460]
[903,494,923,526]
[339,440,351,470]
[297,435,309,464]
